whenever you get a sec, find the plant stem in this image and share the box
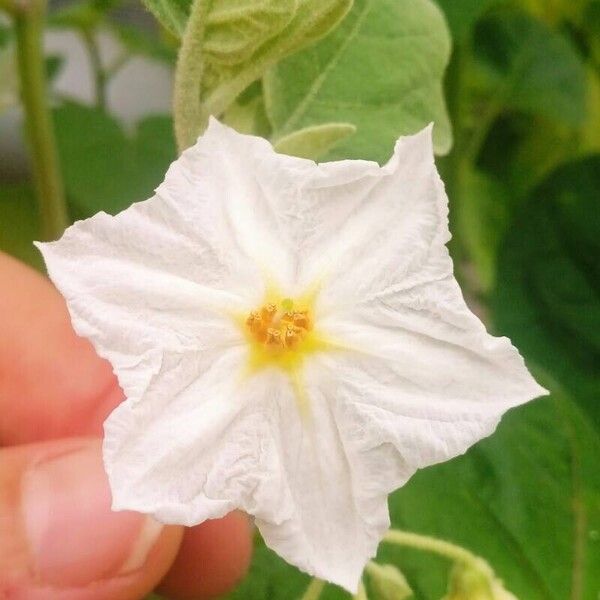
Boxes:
[383,529,478,566]
[298,578,326,600]
[14,0,69,240]
[81,29,107,111]
[173,0,211,152]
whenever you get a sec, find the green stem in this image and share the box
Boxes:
[298,577,326,600]
[383,529,479,566]
[105,51,130,80]
[14,0,69,240]
[81,29,107,111]
[173,0,211,152]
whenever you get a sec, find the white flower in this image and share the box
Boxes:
[36,119,546,592]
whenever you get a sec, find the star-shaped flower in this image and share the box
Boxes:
[37,119,546,592]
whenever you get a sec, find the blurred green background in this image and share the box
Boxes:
[1,0,599,598]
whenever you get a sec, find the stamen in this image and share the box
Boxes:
[245,301,313,354]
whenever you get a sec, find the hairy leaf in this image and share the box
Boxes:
[203,0,298,66]
[264,0,453,161]
[273,122,356,159]
[141,0,190,37]
[201,0,353,116]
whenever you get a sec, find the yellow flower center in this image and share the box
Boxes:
[246,302,312,352]
[243,295,326,375]
[236,287,335,414]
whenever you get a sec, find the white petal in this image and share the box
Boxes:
[276,125,451,307]
[251,364,392,592]
[103,355,383,592]
[104,346,266,523]
[197,118,385,295]
[318,273,546,484]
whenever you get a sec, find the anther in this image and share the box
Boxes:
[261,303,278,323]
[266,328,284,348]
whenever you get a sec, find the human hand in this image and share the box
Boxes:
[0,251,252,600]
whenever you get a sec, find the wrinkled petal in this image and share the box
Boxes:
[301,125,450,310]
[318,273,546,485]
[104,346,268,523]
[253,361,388,592]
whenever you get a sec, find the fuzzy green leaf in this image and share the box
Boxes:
[273,122,356,159]
[203,0,298,66]
[141,0,190,37]
[264,0,453,161]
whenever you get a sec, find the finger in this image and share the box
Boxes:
[157,513,253,600]
[0,252,123,444]
[0,437,183,600]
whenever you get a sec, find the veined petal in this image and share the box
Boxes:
[318,273,546,480]
[36,210,247,404]
[249,124,451,308]
[104,346,267,522]
[251,362,389,592]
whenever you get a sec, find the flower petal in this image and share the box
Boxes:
[318,272,547,484]
[104,346,267,522]
[269,124,451,307]
[250,363,391,593]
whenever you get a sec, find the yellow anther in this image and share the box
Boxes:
[265,327,284,348]
[261,303,277,322]
[245,300,313,354]
[292,311,310,330]
[284,325,301,349]
[246,310,260,325]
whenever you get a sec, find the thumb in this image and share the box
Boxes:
[0,437,183,600]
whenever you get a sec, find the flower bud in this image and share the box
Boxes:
[442,559,517,600]
[366,561,412,600]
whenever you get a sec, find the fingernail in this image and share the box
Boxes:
[21,441,157,588]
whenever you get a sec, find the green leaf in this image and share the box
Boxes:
[273,122,356,159]
[201,0,353,115]
[494,156,600,428]
[141,0,190,37]
[387,392,600,599]
[222,81,273,137]
[433,0,497,41]
[203,0,298,66]
[0,183,43,270]
[109,21,176,63]
[473,9,587,126]
[48,0,106,30]
[456,169,511,294]
[264,0,453,161]
[53,102,176,219]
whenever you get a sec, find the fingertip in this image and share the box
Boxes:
[157,512,253,600]
[0,438,183,600]
[0,252,122,445]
